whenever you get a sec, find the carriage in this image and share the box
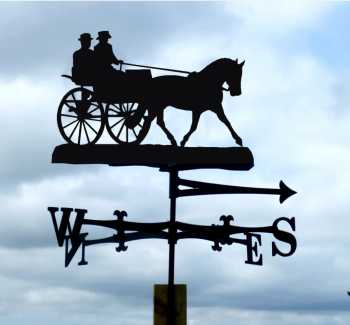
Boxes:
[58,58,245,147]
[58,63,152,145]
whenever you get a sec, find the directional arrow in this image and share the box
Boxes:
[175,178,296,204]
[278,181,297,204]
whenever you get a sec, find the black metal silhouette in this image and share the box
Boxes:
[124,58,244,147]
[48,165,297,325]
[52,144,254,170]
[48,210,297,268]
[51,34,297,325]
[58,32,244,147]
[72,33,95,86]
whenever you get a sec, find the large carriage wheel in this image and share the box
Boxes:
[57,88,105,145]
[105,102,151,145]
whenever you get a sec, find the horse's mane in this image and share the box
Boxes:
[199,58,234,75]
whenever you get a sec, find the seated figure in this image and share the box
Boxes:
[93,31,127,101]
[72,33,95,85]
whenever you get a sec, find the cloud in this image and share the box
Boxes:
[0,2,350,325]
[0,2,241,80]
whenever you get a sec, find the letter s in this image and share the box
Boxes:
[272,217,297,257]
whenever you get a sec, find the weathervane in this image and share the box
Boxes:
[49,31,297,325]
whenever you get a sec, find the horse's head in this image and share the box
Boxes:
[226,59,245,97]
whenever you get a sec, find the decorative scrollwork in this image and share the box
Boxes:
[219,215,234,246]
[220,215,234,226]
[212,240,222,251]
[219,237,234,246]
[115,238,128,252]
[210,215,235,251]
[113,210,128,252]
[113,210,128,221]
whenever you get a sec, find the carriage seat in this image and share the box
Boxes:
[71,67,95,86]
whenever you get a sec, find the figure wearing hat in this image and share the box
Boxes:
[72,33,96,85]
[94,31,124,85]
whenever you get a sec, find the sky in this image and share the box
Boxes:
[0,1,350,325]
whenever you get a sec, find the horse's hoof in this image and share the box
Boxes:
[169,139,177,147]
[180,140,186,147]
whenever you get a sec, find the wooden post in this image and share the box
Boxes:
[154,284,187,325]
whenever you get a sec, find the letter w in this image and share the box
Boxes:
[48,207,87,247]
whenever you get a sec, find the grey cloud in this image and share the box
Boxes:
[0,2,349,325]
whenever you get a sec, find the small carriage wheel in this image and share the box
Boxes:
[57,87,105,145]
[105,102,150,145]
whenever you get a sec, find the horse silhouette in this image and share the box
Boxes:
[125,58,245,147]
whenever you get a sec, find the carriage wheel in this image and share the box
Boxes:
[57,88,105,145]
[105,102,150,145]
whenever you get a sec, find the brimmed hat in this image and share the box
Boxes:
[78,33,93,41]
[96,31,111,40]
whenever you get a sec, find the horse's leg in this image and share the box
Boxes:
[133,110,157,145]
[214,105,243,146]
[125,102,148,129]
[156,109,177,146]
[180,111,201,147]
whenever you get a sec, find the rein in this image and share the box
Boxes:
[122,62,190,74]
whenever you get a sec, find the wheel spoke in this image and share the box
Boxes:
[61,113,78,118]
[85,115,103,121]
[63,119,78,129]
[85,117,101,122]
[85,120,98,134]
[111,103,121,112]
[117,121,125,138]
[109,108,122,114]
[72,92,77,104]
[78,121,82,144]
[88,106,100,114]
[104,101,145,144]
[58,89,106,145]
[69,120,80,140]
[107,114,124,118]
[83,122,90,143]
[88,115,103,119]
[64,103,77,112]
[110,118,124,129]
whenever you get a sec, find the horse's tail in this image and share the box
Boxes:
[125,103,148,129]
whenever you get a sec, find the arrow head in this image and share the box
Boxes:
[279,181,297,204]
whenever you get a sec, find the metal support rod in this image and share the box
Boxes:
[168,169,178,325]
